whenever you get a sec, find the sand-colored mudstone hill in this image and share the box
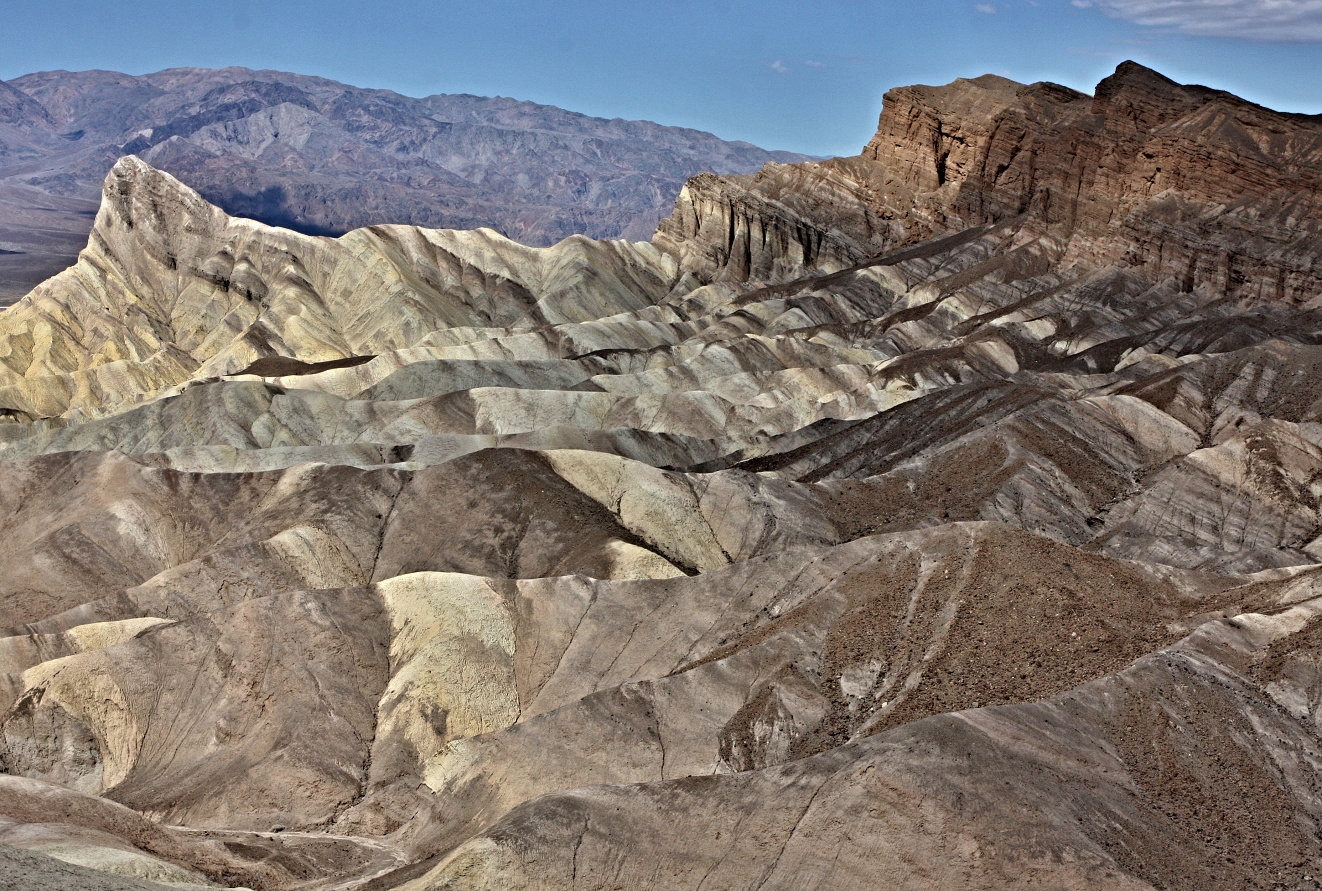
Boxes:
[2,61,1322,889]
[0,67,814,301]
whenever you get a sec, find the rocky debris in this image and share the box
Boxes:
[1,61,1322,890]
[415,599,1322,891]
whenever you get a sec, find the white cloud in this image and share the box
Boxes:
[804,59,826,67]
[1077,0,1322,41]
[976,2,997,10]
[760,59,792,74]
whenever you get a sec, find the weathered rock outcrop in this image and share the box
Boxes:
[0,156,689,420]
[2,61,1322,891]
[662,61,1322,304]
[0,66,813,301]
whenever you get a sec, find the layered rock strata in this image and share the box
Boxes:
[0,66,813,301]
[0,62,1321,890]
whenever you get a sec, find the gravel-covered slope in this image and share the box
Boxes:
[1,61,1322,891]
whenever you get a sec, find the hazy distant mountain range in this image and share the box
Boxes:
[0,66,814,301]
[5,60,1322,890]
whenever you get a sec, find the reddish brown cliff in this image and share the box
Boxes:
[659,61,1322,306]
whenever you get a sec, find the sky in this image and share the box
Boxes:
[3,0,1320,157]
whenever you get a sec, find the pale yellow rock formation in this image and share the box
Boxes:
[2,62,1322,891]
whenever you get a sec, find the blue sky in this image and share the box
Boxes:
[3,0,1320,156]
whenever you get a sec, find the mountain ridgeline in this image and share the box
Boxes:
[0,66,813,302]
[0,62,1321,891]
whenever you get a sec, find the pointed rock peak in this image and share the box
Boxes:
[98,156,221,238]
[104,155,207,203]
[108,153,174,180]
[1092,61,1204,130]
[960,73,1027,93]
[1098,61,1183,95]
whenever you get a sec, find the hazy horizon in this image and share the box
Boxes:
[6,1,1321,160]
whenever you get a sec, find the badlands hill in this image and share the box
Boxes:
[1,61,1322,890]
[0,67,812,302]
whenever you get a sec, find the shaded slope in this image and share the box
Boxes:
[0,66,814,300]
[0,61,1320,891]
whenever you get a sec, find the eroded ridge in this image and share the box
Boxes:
[1,61,1322,891]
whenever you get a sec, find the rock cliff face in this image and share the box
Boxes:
[660,61,1322,303]
[1,62,1322,891]
[0,66,813,302]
